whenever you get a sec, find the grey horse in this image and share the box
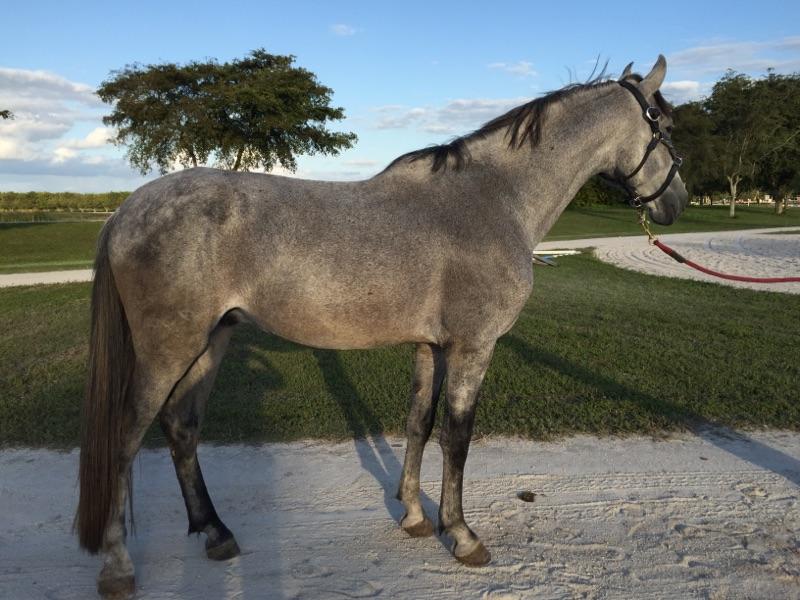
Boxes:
[77,56,687,598]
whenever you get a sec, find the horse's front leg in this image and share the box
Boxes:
[438,341,495,567]
[397,343,446,536]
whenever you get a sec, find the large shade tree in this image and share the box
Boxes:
[752,72,800,214]
[98,49,357,174]
[703,72,765,217]
[0,110,12,119]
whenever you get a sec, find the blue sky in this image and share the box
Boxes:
[1,0,798,191]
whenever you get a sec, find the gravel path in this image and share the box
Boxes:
[1,431,799,599]
[0,268,92,288]
[536,227,800,294]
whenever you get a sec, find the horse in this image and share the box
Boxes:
[77,55,687,598]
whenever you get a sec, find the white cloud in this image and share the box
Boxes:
[342,159,380,167]
[330,23,357,36]
[373,97,530,135]
[660,80,711,104]
[52,147,77,163]
[0,67,100,106]
[56,126,114,151]
[0,67,119,179]
[668,37,800,75]
[488,61,537,78]
[0,155,136,178]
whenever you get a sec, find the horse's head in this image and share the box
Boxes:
[606,55,688,225]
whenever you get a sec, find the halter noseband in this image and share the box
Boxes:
[603,79,683,208]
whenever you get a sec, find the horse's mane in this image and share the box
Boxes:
[383,68,672,174]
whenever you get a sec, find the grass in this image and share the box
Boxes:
[2,205,797,274]
[545,204,800,240]
[2,253,798,448]
[0,222,100,273]
[0,210,111,223]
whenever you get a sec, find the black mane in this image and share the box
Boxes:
[384,76,618,174]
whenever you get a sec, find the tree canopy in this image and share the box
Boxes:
[0,110,13,119]
[672,70,800,215]
[98,49,357,174]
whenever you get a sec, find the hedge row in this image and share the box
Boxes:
[0,191,130,211]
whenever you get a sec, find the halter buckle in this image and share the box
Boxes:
[645,107,661,122]
[630,196,643,208]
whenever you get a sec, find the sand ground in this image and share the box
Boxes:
[2,431,799,599]
[536,226,800,294]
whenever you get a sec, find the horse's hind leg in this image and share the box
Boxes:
[98,361,192,598]
[397,343,445,537]
[158,323,240,560]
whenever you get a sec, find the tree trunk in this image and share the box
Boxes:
[232,148,244,171]
[188,148,198,168]
[775,196,786,215]
[727,175,739,218]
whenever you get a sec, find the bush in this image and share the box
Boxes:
[568,176,627,208]
[0,191,130,211]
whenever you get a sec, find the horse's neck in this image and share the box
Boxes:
[471,89,624,248]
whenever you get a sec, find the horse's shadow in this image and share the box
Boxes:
[226,328,443,540]
[311,349,442,529]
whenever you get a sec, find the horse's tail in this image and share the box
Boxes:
[77,218,136,554]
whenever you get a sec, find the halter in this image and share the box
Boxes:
[602,80,683,208]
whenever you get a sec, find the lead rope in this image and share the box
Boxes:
[637,209,800,284]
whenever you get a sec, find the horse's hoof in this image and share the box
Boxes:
[454,541,492,567]
[402,516,434,538]
[97,574,135,599]
[206,532,241,561]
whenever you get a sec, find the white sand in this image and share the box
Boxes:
[2,431,799,599]
[0,269,92,288]
[536,227,800,294]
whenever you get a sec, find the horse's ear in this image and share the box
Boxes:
[619,62,634,80]
[638,55,667,97]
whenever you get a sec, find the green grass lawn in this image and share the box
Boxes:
[2,205,797,274]
[545,204,800,240]
[0,222,100,273]
[2,253,798,448]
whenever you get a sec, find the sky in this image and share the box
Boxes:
[1,0,798,192]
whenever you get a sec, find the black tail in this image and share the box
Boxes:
[76,220,136,553]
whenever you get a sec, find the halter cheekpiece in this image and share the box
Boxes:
[604,80,683,208]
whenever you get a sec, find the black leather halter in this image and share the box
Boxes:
[602,80,683,208]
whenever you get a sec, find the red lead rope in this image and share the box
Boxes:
[652,239,800,284]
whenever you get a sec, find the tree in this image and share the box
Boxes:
[703,71,800,217]
[0,110,12,119]
[752,72,800,214]
[672,101,721,201]
[98,49,357,174]
[703,73,764,217]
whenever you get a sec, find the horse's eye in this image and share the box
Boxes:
[666,125,674,134]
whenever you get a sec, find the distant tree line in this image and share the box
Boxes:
[0,191,129,211]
